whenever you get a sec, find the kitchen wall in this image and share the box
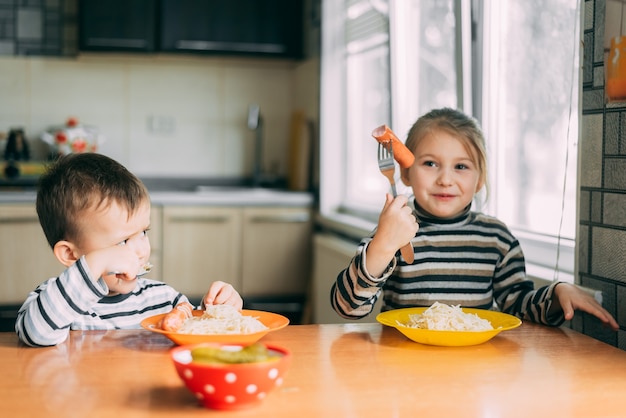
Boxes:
[578,0,626,349]
[0,55,316,181]
[0,0,321,183]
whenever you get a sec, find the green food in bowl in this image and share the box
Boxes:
[191,343,280,364]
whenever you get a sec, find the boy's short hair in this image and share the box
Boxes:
[36,153,149,249]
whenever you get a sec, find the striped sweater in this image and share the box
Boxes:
[15,256,189,347]
[330,202,565,326]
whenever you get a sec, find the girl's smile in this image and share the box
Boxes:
[432,193,456,200]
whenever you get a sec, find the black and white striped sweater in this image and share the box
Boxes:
[330,202,564,326]
[15,256,189,347]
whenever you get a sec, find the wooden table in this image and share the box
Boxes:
[2,323,626,417]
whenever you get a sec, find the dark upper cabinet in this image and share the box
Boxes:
[78,0,303,58]
[159,0,303,59]
[79,0,157,52]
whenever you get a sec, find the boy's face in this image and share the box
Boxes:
[74,199,152,295]
[405,130,483,219]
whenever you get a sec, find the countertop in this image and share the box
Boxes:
[2,322,626,417]
[0,172,315,207]
[150,187,314,206]
[0,187,314,207]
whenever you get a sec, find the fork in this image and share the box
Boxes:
[107,262,153,277]
[377,142,397,196]
[377,141,415,263]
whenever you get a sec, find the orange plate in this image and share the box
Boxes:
[140,309,290,345]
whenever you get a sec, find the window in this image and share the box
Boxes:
[320,0,580,282]
[480,0,580,281]
[321,0,460,217]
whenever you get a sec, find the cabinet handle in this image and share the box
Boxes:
[175,40,285,54]
[249,214,310,224]
[168,216,231,223]
[0,217,39,224]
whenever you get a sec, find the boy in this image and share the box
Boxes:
[16,153,242,347]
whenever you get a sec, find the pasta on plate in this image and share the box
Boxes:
[398,302,494,331]
[177,305,268,335]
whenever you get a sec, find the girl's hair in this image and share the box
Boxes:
[36,153,149,248]
[401,107,489,198]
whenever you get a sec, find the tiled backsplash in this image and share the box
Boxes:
[580,0,626,349]
[0,54,311,179]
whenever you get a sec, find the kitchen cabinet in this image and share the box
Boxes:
[240,207,312,296]
[159,0,304,59]
[77,0,303,58]
[161,205,312,300]
[78,0,157,52]
[0,196,311,314]
[161,206,242,297]
[0,204,61,304]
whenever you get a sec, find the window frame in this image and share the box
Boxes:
[318,0,579,284]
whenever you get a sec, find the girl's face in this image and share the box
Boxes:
[404,130,483,219]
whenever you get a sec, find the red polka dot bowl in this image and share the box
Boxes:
[170,342,291,410]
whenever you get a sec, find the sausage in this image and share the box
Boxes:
[159,302,194,332]
[372,125,415,169]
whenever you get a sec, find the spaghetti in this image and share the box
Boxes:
[176,305,268,335]
[398,302,494,331]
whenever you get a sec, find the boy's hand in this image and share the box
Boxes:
[553,283,619,330]
[85,246,146,295]
[203,281,243,310]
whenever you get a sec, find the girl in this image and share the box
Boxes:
[331,108,618,329]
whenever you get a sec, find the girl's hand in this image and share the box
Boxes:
[366,194,419,277]
[553,283,619,330]
[203,281,243,310]
[373,194,418,252]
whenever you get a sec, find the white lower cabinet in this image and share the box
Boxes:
[161,205,312,300]
[0,201,312,319]
[240,207,312,297]
[162,206,242,297]
[0,204,61,304]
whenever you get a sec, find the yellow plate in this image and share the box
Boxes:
[376,307,522,347]
[141,309,290,345]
